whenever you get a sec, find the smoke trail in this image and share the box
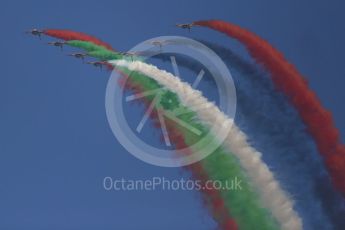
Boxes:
[119,67,279,229]
[193,20,345,197]
[112,60,302,230]
[87,50,121,60]
[154,42,344,229]
[43,29,113,50]
[67,40,109,52]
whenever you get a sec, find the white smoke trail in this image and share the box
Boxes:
[110,59,302,230]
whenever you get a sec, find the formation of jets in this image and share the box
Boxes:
[26,23,194,69]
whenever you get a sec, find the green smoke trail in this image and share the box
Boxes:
[118,67,279,230]
[88,50,121,60]
[66,40,140,62]
[67,40,108,52]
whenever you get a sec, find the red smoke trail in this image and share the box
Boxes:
[194,20,345,195]
[43,29,113,50]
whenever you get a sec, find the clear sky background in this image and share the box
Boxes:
[1,0,345,229]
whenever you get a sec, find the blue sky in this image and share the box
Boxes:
[1,0,345,229]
